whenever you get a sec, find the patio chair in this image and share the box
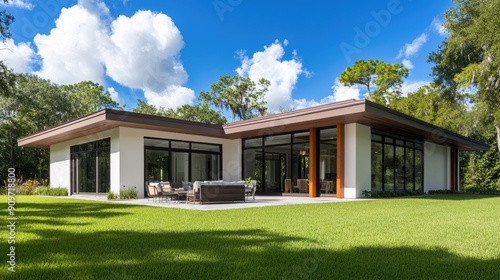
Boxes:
[245,183,256,200]
[298,179,308,193]
[284,179,292,193]
[146,184,160,202]
[155,183,178,202]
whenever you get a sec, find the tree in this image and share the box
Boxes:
[0,0,16,97]
[133,100,227,125]
[339,59,409,106]
[429,0,500,151]
[61,81,122,116]
[199,75,269,121]
[390,84,473,134]
[0,74,124,181]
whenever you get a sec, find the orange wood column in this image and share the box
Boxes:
[309,128,317,197]
[450,147,458,191]
[336,123,345,198]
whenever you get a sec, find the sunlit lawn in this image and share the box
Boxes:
[1,195,499,279]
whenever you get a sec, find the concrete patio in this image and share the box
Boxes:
[64,194,367,211]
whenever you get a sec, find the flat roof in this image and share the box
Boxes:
[18,99,489,151]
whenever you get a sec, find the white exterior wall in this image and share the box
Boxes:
[424,141,450,191]
[49,128,119,195]
[50,126,242,198]
[344,123,371,198]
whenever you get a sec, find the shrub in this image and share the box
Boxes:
[370,190,424,198]
[119,186,138,199]
[32,186,68,196]
[361,190,371,198]
[428,190,457,195]
[107,192,118,200]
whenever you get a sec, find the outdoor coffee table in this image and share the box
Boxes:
[174,190,188,202]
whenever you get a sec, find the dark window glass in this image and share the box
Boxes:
[244,138,263,148]
[415,150,423,191]
[191,143,220,152]
[385,137,394,144]
[371,142,383,192]
[144,138,169,148]
[191,153,220,181]
[395,146,405,192]
[171,141,189,150]
[405,149,414,191]
[265,134,291,146]
[384,144,394,191]
[71,138,110,194]
[319,128,337,141]
[371,134,383,142]
[292,132,309,144]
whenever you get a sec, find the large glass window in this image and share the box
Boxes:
[144,138,221,190]
[243,131,311,193]
[319,128,337,194]
[371,133,423,193]
[70,138,110,194]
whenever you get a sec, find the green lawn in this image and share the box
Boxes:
[1,195,499,279]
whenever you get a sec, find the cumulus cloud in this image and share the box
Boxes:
[107,87,123,104]
[431,18,447,36]
[292,79,361,110]
[28,0,193,109]
[0,39,34,73]
[0,0,33,9]
[402,80,429,96]
[144,86,195,109]
[402,59,414,70]
[34,4,107,85]
[397,33,428,59]
[328,79,361,102]
[236,40,304,111]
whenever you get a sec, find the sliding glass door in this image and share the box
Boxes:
[70,138,110,194]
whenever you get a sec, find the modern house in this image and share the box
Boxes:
[18,99,488,198]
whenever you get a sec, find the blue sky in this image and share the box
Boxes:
[1,0,450,112]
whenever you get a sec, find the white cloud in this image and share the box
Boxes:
[107,87,123,104]
[431,18,447,36]
[293,98,319,110]
[292,79,361,110]
[30,1,193,109]
[402,59,414,70]
[397,33,428,59]
[0,39,34,73]
[103,11,187,93]
[0,0,33,9]
[402,80,429,96]
[326,79,361,102]
[236,40,304,111]
[34,5,108,85]
[144,86,195,109]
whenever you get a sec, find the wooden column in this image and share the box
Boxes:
[336,124,345,198]
[450,147,458,191]
[309,128,317,197]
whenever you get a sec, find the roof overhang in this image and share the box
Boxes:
[17,109,225,148]
[222,99,489,151]
[18,99,489,151]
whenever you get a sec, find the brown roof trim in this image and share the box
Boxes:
[364,100,489,151]
[18,109,225,148]
[18,100,489,151]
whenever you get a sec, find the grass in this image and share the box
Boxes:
[1,195,499,279]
